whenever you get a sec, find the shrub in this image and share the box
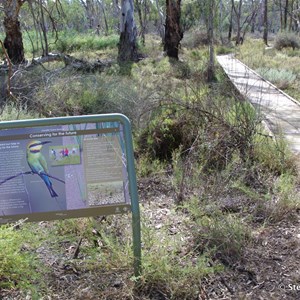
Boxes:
[187,198,251,263]
[55,32,119,53]
[182,28,219,49]
[136,217,221,299]
[137,110,193,161]
[274,32,300,50]
[0,224,45,291]
[0,105,38,121]
[268,173,300,222]
[253,133,296,175]
[256,67,296,89]
[216,45,233,55]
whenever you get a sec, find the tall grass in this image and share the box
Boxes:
[55,32,119,53]
[0,223,47,293]
[21,30,119,57]
[238,39,300,99]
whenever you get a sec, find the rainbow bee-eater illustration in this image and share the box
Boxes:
[26,140,58,198]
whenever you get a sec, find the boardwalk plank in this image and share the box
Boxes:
[217,54,300,153]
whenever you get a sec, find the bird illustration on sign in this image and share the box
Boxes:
[26,140,58,197]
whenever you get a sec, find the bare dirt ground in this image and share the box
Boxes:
[204,216,300,299]
[0,176,300,300]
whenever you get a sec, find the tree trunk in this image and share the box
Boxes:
[155,0,165,41]
[135,0,146,46]
[118,0,139,62]
[263,0,268,45]
[235,0,243,45]
[39,0,49,56]
[2,0,25,64]
[80,0,97,30]
[207,0,215,82]
[279,0,283,30]
[251,0,256,33]
[164,0,183,60]
[284,0,289,30]
[228,4,233,40]
[97,0,109,35]
[289,0,295,31]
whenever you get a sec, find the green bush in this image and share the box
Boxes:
[136,99,212,163]
[182,28,219,49]
[0,224,44,291]
[256,67,296,89]
[216,45,233,55]
[187,198,251,262]
[268,173,300,222]
[55,33,119,53]
[0,105,38,121]
[274,32,300,50]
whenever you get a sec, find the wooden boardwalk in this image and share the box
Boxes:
[217,54,300,154]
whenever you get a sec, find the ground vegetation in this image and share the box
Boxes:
[0,31,299,299]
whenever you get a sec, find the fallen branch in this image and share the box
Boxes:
[72,237,83,259]
[32,53,113,72]
[0,52,113,74]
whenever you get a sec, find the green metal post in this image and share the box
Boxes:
[120,115,142,277]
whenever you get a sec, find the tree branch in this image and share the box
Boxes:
[0,171,65,186]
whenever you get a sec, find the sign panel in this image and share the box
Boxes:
[0,117,132,223]
[0,114,141,276]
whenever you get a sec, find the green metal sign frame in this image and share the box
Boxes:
[0,113,141,276]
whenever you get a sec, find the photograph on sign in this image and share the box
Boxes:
[0,121,131,223]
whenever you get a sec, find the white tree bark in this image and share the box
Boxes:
[118,0,139,62]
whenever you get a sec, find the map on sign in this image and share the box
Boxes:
[0,121,131,223]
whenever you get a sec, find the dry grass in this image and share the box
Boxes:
[237,39,300,100]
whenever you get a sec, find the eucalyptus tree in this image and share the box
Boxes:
[155,0,165,40]
[284,0,289,29]
[207,0,215,81]
[263,0,268,45]
[135,0,146,45]
[80,0,100,29]
[164,0,183,59]
[97,0,109,35]
[229,0,259,44]
[118,0,139,62]
[231,0,243,44]
[0,0,25,64]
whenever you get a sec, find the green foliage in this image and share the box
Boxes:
[137,218,221,299]
[136,156,166,177]
[0,33,299,299]
[238,38,300,100]
[274,32,300,51]
[216,44,234,55]
[55,32,119,53]
[253,133,296,175]
[19,30,118,57]
[186,198,251,262]
[268,173,300,222]
[137,108,193,161]
[0,224,45,292]
[181,2,202,31]
[182,28,211,49]
[256,67,296,90]
[0,105,39,121]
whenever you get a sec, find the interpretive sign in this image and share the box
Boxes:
[0,114,141,274]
